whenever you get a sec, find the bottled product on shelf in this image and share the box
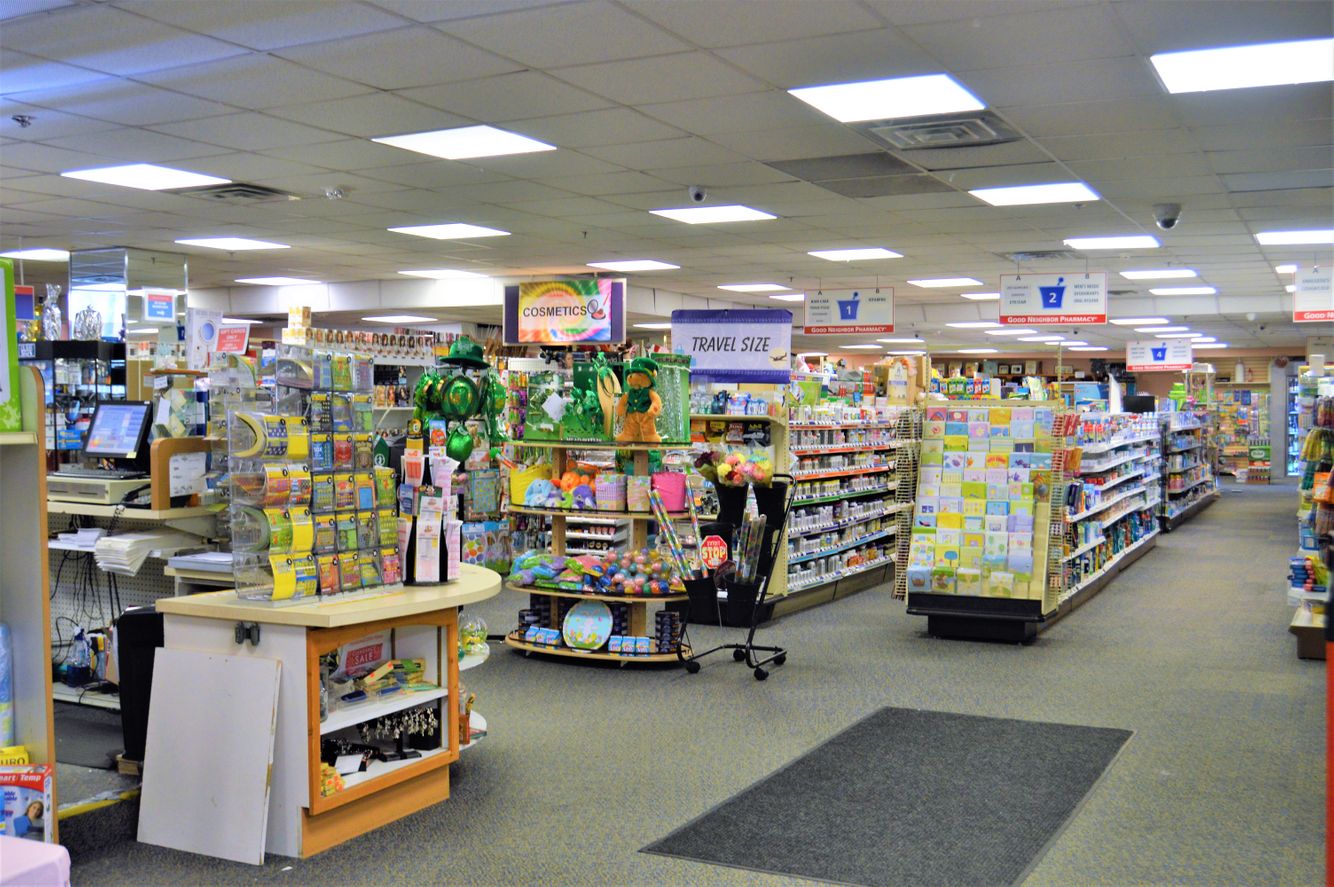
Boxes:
[1158,410,1218,530]
[1290,391,1333,658]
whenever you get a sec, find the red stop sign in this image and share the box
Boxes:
[699,534,729,570]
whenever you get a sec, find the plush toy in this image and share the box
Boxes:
[615,357,662,443]
[523,479,556,507]
[571,484,596,510]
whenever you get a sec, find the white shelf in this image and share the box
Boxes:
[1068,483,1147,522]
[321,687,447,736]
[1167,442,1203,453]
[788,526,895,565]
[1079,451,1144,474]
[1166,476,1213,496]
[53,683,120,712]
[1080,433,1158,455]
[563,531,628,541]
[1064,535,1108,562]
[340,746,448,789]
[461,711,487,751]
[789,508,897,539]
[1166,461,1203,475]
[788,555,894,592]
[1061,530,1159,602]
[1092,470,1143,494]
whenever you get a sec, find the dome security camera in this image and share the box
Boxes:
[687,186,707,204]
[1154,202,1182,230]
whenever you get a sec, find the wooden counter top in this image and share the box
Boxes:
[155,563,501,628]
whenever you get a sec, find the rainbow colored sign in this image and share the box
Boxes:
[504,279,625,344]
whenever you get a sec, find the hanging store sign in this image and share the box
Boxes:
[503,279,625,345]
[144,289,176,323]
[803,288,893,334]
[215,325,250,354]
[671,308,792,384]
[1126,338,1192,372]
[1000,272,1107,325]
[1293,267,1334,323]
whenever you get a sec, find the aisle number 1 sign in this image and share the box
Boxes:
[1293,267,1334,323]
[1000,272,1107,325]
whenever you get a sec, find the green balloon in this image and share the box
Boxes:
[446,425,475,462]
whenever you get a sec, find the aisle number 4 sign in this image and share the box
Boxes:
[1126,338,1192,372]
[1293,267,1334,323]
[1000,272,1107,325]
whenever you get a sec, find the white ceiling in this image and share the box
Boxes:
[1,0,1331,354]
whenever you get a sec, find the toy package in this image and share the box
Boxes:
[0,765,53,842]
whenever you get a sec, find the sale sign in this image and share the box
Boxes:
[671,308,792,383]
[1293,267,1334,323]
[1000,272,1107,325]
[804,288,893,334]
[1127,338,1192,372]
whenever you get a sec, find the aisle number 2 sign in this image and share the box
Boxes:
[1000,272,1107,325]
[1293,267,1334,323]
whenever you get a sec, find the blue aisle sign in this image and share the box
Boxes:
[1127,338,1191,372]
[1000,272,1107,325]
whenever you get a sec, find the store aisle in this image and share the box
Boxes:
[73,484,1323,887]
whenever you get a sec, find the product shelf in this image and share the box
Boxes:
[1067,483,1147,522]
[1088,470,1144,494]
[562,531,628,541]
[513,439,691,452]
[791,443,898,456]
[788,555,894,593]
[793,465,891,482]
[789,507,898,539]
[1079,433,1159,455]
[1167,442,1203,453]
[1166,461,1203,474]
[460,711,487,751]
[509,505,686,520]
[1063,535,1108,562]
[458,645,490,672]
[788,526,895,565]
[1061,529,1159,602]
[793,484,894,506]
[1166,476,1212,495]
[1078,451,1144,474]
[321,687,448,736]
[1286,587,1328,606]
[503,631,687,663]
[339,747,449,791]
[503,582,688,603]
[788,422,897,431]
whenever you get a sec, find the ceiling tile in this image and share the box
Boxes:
[639,90,831,135]
[1192,119,1333,153]
[1173,85,1334,128]
[551,52,766,106]
[935,161,1069,189]
[439,1,690,67]
[582,136,747,169]
[267,93,468,139]
[1112,0,1334,54]
[261,138,428,171]
[506,108,685,148]
[715,28,940,88]
[149,113,345,152]
[1209,146,1334,176]
[10,79,232,126]
[1004,97,1183,137]
[1070,153,1214,181]
[0,5,246,76]
[0,50,105,95]
[1222,170,1334,192]
[542,170,673,196]
[867,0,1100,27]
[0,140,130,173]
[902,4,1136,70]
[349,160,513,189]
[461,150,624,178]
[170,151,333,182]
[707,125,879,162]
[650,162,798,188]
[965,56,1162,108]
[1091,174,1228,199]
[1040,128,1201,161]
[139,55,375,108]
[630,0,882,48]
[40,127,233,163]
[119,0,407,51]
[367,0,580,22]
[397,71,611,121]
[0,101,120,141]
[275,26,521,89]
[894,139,1053,171]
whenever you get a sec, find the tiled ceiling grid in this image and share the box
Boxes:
[1,0,1331,351]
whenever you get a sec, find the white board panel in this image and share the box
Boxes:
[138,649,281,865]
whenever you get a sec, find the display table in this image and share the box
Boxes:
[0,836,71,887]
[149,565,501,860]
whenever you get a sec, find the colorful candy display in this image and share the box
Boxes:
[508,547,678,596]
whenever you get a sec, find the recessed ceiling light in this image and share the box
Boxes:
[843,344,883,350]
[1193,342,1229,349]
[1064,235,1160,250]
[1150,38,1334,94]
[633,322,673,330]
[221,317,262,325]
[1191,336,1217,343]
[1068,346,1109,352]
[235,276,319,286]
[1156,332,1200,338]
[176,237,289,251]
[372,124,555,160]
[984,328,1039,336]
[363,314,437,324]
[1120,269,1197,280]
[388,223,510,240]
[1018,336,1065,342]
[960,292,1000,301]
[969,182,1099,206]
[62,163,230,191]
[1135,325,1188,332]
[719,283,787,292]
[398,269,487,279]
[1061,341,1089,346]
[1275,264,1298,274]
[1109,317,1170,326]
[126,326,160,336]
[1150,286,1216,295]
[0,248,69,261]
[1285,284,1297,293]
[769,293,806,302]
[957,348,998,354]
[789,73,984,123]
[1255,229,1334,245]
[888,350,926,356]
[587,259,679,271]
[650,205,776,224]
[797,352,827,358]
[946,321,1001,329]
[877,337,924,344]
[909,277,984,288]
[807,247,903,261]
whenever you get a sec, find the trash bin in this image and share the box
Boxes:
[116,606,162,764]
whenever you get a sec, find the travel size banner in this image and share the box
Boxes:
[1293,267,1334,323]
[804,288,893,334]
[1126,338,1191,372]
[671,308,792,383]
[1000,272,1107,325]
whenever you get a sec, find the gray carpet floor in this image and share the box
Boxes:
[72,481,1325,886]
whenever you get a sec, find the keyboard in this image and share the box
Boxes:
[54,467,148,480]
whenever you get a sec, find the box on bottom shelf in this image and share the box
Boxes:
[1289,611,1326,660]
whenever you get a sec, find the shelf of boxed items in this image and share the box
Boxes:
[504,439,693,666]
[1159,418,1218,531]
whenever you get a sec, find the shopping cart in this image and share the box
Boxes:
[678,473,793,680]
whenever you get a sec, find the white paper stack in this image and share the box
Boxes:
[94,532,200,576]
[166,551,234,574]
[55,527,106,550]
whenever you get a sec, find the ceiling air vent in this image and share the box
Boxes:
[175,183,300,204]
[1000,250,1081,263]
[857,112,1021,151]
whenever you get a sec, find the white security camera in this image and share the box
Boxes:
[687,186,707,204]
[1154,202,1182,230]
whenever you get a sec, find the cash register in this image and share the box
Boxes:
[48,401,154,504]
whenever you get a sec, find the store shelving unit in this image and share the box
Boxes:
[503,439,693,665]
[0,367,58,838]
[1215,381,1269,478]
[17,340,126,466]
[1160,413,1219,531]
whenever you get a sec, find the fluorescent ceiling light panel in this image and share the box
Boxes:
[1150,38,1334,94]
[176,237,288,250]
[946,321,1001,329]
[957,348,998,354]
[221,317,262,325]
[1191,336,1217,343]
[1060,341,1089,346]
[398,269,486,279]
[372,125,555,160]
[0,248,68,261]
[1150,286,1216,295]
[1109,317,1170,326]
[788,73,984,123]
[649,205,775,224]
[586,260,678,271]
[1135,325,1188,332]
[1068,346,1108,352]
[1286,284,1297,293]
[769,293,806,302]
[984,328,1038,336]
[960,292,1000,301]
[842,344,883,350]
[633,322,673,330]
[807,247,902,261]
[1276,263,1298,274]
[1064,235,1160,250]
[126,327,159,335]
[388,223,509,240]
[1156,332,1200,338]
[797,352,827,357]
[1120,269,1197,280]
[1255,229,1334,245]
[235,276,319,286]
[363,314,437,323]
[888,350,926,356]
[969,182,1099,206]
[1193,342,1228,349]
[1018,336,1065,342]
[719,283,786,292]
[61,163,229,191]
[909,277,984,288]
[877,337,924,344]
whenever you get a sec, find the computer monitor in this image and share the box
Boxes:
[83,401,152,469]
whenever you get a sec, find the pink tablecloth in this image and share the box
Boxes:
[0,836,70,887]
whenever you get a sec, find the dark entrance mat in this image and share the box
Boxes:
[53,701,123,770]
[643,707,1131,887]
